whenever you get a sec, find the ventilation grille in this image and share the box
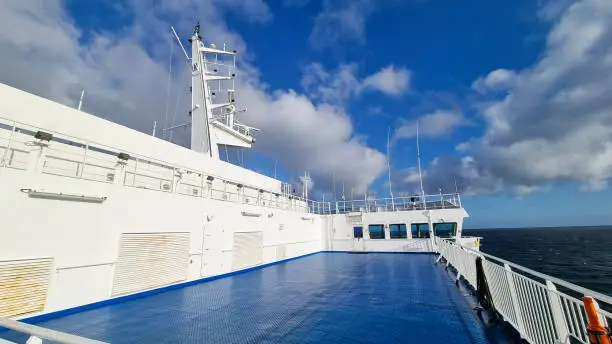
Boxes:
[112,233,190,296]
[346,213,363,225]
[0,258,53,318]
[232,232,263,271]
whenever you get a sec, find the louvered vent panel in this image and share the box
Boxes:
[276,245,287,261]
[0,258,53,318]
[232,232,263,271]
[112,233,190,296]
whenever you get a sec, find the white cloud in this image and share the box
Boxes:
[395,110,467,139]
[309,0,376,49]
[580,179,608,191]
[471,69,517,94]
[361,65,411,96]
[423,0,612,195]
[237,86,387,193]
[394,156,503,196]
[0,0,386,195]
[475,0,612,189]
[301,63,411,104]
[514,184,550,197]
[301,63,361,104]
[455,142,471,152]
[399,167,424,185]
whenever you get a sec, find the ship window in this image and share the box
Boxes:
[389,224,407,239]
[353,226,363,238]
[411,223,430,238]
[368,224,385,239]
[434,222,457,238]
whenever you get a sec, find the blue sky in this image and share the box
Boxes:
[2,0,612,228]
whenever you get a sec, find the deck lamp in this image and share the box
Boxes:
[34,131,53,141]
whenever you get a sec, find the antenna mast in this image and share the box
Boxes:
[387,126,395,210]
[416,121,426,207]
[77,90,85,111]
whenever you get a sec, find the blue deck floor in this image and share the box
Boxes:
[3,253,499,343]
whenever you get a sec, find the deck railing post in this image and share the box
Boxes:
[0,122,16,167]
[505,263,527,339]
[546,280,570,343]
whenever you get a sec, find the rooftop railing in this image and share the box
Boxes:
[333,194,461,214]
[436,237,612,344]
[0,115,463,217]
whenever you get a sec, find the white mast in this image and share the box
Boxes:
[189,24,216,158]
[416,121,425,208]
[184,24,256,160]
[387,126,395,210]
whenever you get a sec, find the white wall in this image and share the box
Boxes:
[0,84,321,317]
[0,165,321,316]
[327,208,469,252]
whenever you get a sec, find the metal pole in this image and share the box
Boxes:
[387,126,395,211]
[417,121,426,210]
[77,90,85,111]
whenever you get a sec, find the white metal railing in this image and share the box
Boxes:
[0,116,465,217]
[436,238,612,344]
[334,193,462,214]
[0,317,107,344]
[0,116,332,215]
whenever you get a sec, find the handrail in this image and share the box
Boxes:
[470,248,612,306]
[436,237,612,344]
[0,116,465,216]
[0,116,334,214]
[0,318,107,344]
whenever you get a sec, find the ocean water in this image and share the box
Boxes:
[464,226,612,296]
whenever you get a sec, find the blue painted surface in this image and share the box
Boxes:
[2,254,495,343]
[22,252,321,325]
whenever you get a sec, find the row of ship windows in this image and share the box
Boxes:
[353,222,457,239]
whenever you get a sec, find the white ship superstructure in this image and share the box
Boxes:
[0,26,469,322]
[2,24,612,344]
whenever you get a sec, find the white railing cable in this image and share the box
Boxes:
[0,317,108,344]
[436,238,612,344]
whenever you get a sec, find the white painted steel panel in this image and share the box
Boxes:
[276,245,286,261]
[0,258,53,317]
[112,233,190,296]
[232,232,263,271]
